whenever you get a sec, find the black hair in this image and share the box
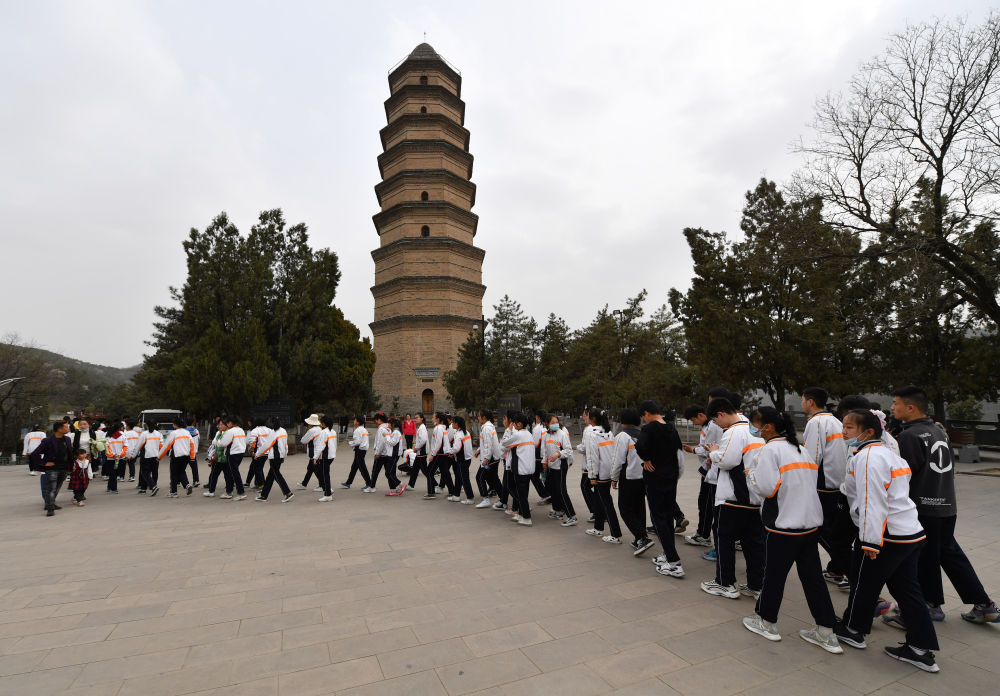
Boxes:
[844,408,883,439]
[637,400,660,416]
[389,417,400,429]
[802,387,829,409]
[620,408,641,427]
[76,447,87,455]
[479,409,494,422]
[756,407,801,447]
[586,406,611,431]
[173,417,185,428]
[224,416,241,427]
[534,409,548,422]
[265,417,279,430]
[146,421,155,431]
[708,386,730,399]
[723,391,740,410]
[547,413,561,426]
[453,415,467,432]
[706,398,735,418]
[835,394,871,420]
[356,414,367,425]
[890,385,929,414]
[320,415,334,429]
[435,411,449,424]
[512,412,529,428]
[683,405,705,420]
[505,409,522,424]
[414,412,424,422]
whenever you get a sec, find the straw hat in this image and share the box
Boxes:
[304,413,322,426]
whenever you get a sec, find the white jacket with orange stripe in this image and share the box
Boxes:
[748,437,824,533]
[585,427,615,481]
[257,427,288,460]
[610,428,643,480]
[158,429,195,460]
[505,428,536,475]
[318,428,338,460]
[845,441,924,554]
[446,430,474,460]
[804,411,848,492]
[541,427,573,471]
[709,421,764,507]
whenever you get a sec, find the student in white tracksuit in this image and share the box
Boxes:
[612,409,649,551]
[742,407,840,654]
[476,410,503,508]
[505,412,535,525]
[343,414,373,490]
[406,414,434,497]
[576,418,598,518]
[158,419,195,497]
[137,424,162,495]
[447,415,475,503]
[317,415,338,501]
[835,409,939,672]
[801,387,851,587]
[218,416,247,498]
[584,407,622,542]
[256,418,293,502]
[542,414,576,524]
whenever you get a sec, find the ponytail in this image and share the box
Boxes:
[758,407,801,449]
[586,406,611,432]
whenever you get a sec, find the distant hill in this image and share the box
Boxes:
[25,347,139,385]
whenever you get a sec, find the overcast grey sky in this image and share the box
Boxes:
[1,0,992,368]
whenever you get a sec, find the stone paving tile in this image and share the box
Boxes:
[435,648,540,695]
[460,621,552,657]
[1,459,997,695]
[276,655,383,695]
[376,636,474,678]
[586,643,689,689]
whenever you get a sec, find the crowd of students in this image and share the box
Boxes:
[21,384,997,675]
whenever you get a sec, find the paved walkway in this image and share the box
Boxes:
[1,448,997,696]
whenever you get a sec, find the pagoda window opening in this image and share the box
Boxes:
[421,225,430,237]
[421,191,429,201]
[419,75,428,85]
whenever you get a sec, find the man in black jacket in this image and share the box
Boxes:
[888,385,999,624]
[636,400,685,579]
[33,422,73,516]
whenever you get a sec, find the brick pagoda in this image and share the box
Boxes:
[370,43,486,414]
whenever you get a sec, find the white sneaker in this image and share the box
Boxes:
[449,495,460,502]
[203,491,215,497]
[602,535,623,544]
[585,528,603,536]
[560,516,578,527]
[799,626,843,654]
[475,498,492,508]
[655,562,685,578]
[29,470,39,476]
[220,493,233,499]
[743,615,781,641]
[234,494,247,501]
[435,486,443,494]
[518,518,533,526]
[318,496,333,502]
[460,499,474,505]
[313,487,323,492]
[700,580,740,599]
[492,502,505,510]
[512,514,523,522]
[651,554,666,565]
[297,483,307,489]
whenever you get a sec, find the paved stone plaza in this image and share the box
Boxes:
[1,447,998,696]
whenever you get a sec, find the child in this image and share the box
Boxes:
[611,409,649,553]
[743,407,842,654]
[584,407,622,543]
[448,416,475,504]
[505,412,535,526]
[68,447,91,505]
[542,414,577,525]
[343,414,373,491]
[476,410,502,509]
[105,426,127,494]
[835,408,940,672]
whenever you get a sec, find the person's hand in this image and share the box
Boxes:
[643,461,655,472]
[863,548,879,560]
[612,480,618,489]
[45,461,54,467]
[705,443,719,452]
[590,479,597,485]
[683,444,694,453]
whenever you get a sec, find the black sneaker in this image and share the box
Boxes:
[633,538,655,557]
[884,643,939,673]
[150,486,159,497]
[833,620,867,649]
[186,484,193,495]
[823,571,850,591]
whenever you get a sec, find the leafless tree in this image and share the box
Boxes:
[794,15,1000,324]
